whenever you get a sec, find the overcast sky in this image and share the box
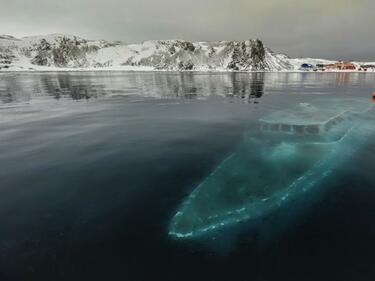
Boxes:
[1,0,374,60]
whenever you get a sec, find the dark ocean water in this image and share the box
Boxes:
[0,72,374,281]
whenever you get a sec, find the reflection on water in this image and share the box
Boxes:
[224,72,265,103]
[1,72,374,106]
[0,72,266,104]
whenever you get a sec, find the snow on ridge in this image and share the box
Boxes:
[21,33,84,42]
[0,33,374,72]
[0,35,20,41]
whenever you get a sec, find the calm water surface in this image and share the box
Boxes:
[0,72,374,281]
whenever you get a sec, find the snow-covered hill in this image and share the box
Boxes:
[0,34,370,72]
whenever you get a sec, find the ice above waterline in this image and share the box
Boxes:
[169,98,374,238]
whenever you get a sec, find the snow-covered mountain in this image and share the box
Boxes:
[0,33,361,72]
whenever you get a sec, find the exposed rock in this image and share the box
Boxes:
[0,33,332,71]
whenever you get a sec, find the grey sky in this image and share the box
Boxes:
[1,0,374,60]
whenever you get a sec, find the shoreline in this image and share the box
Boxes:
[1,68,375,74]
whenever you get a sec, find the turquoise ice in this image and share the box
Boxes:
[169,98,374,238]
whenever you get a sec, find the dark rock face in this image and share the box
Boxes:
[250,39,266,67]
[178,60,194,70]
[31,39,52,66]
[30,36,98,67]
[0,48,16,69]
[226,39,266,71]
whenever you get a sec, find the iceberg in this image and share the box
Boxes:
[169,98,374,239]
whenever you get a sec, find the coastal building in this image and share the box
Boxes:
[326,61,357,70]
[300,63,314,70]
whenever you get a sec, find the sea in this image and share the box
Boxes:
[0,71,374,281]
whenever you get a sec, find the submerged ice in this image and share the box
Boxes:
[169,98,374,238]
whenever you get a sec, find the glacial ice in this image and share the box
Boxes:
[169,98,374,238]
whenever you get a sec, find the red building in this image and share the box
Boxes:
[325,61,357,70]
